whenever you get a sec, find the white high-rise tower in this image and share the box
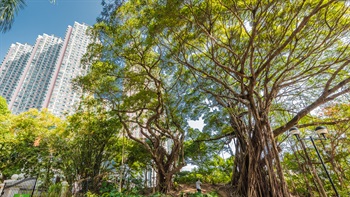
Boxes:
[9,34,63,114]
[0,43,32,104]
[0,22,92,116]
[44,22,92,117]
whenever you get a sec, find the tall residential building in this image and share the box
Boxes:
[0,22,92,116]
[44,22,92,117]
[10,34,63,114]
[0,43,32,104]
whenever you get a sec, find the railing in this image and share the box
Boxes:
[0,177,37,197]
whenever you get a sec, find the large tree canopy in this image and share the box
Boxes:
[82,0,350,196]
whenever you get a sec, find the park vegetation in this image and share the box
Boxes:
[1,0,350,196]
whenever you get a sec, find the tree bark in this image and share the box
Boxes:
[157,168,173,193]
[230,115,290,196]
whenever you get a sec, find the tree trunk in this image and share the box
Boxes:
[157,169,173,193]
[231,125,290,197]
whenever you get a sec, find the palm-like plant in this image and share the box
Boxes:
[0,0,26,33]
[0,0,55,33]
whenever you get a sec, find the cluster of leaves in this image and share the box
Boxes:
[0,96,150,194]
[176,155,233,184]
[0,108,64,184]
[282,103,350,196]
[183,192,220,197]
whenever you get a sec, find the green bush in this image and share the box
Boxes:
[47,183,62,197]
[176,155,233,184]
[183,191,219,197]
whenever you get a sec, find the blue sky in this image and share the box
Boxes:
[0,0,102,61]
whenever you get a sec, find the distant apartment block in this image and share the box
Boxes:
[44,22,92,117]
[9,34,63,114]
[0,43,32,104]
[0,22,92,116]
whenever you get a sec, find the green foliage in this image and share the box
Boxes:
[175,171,200,184]
[0,96,10,115]
[48,183,62,197]
[98,183,170,197]
[282,103,350,196]
[100,189,145,197]
[126,140,152,172]
[182,191,220,197]
[0,0,56,33]
[89,2,350,194]
[176,155,232,184]
[3,0,349,196]
[0,109,64,181]
[52,96,123,193]
[86,191,100,197]
[88,190,219,197]
[0,0,26,33]
[80,0,194,192]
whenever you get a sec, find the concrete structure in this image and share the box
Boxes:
[0,22,92,117]
[9,34,63,114]
[0,43,32,105]
[44,22,92,117]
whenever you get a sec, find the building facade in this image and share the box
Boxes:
[0,22,92,116]
[44,22,92,117]
[0,43,32,105]
[9,34,63,114]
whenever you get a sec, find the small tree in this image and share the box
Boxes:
[0,109,63,183]
[54,96,122,194]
